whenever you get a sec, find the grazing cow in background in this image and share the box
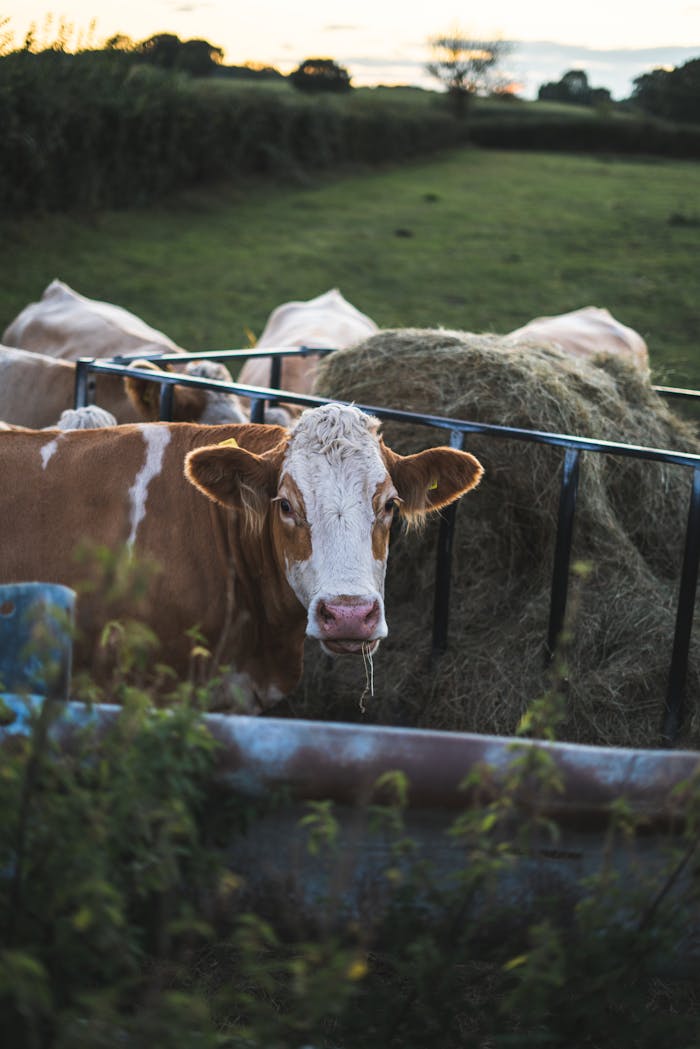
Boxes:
[2,279,247,424]
[0,403,483,712]
[506,306,649,371]
[3,278,180,360]
[237,289,378,415]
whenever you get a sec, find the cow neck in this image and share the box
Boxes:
[209,495,306,701]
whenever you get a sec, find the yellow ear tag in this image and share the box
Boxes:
[218,437,239,448]
[428,479,438,491]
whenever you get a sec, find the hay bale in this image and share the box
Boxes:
[283,328,700,750]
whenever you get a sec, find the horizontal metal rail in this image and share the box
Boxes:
[75,352,700,744]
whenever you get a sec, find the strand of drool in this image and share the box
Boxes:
[359,641,375,714]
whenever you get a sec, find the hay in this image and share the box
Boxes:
[283,328,700,750]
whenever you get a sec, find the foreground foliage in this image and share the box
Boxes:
[1,670,700,1047]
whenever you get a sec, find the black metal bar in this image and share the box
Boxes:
[662,467,700,744]
[77,358,700,471]
[269,356,282,390]
[249,398,266,424]
[158,382,174,421]
[432,430,465,660]
[73,352,700,739]
[74,358,94,408]
[546,447,581,662]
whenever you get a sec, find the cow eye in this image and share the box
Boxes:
[385,497,399,515]
[279,498,293,516]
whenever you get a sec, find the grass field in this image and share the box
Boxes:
[1,146,699,388]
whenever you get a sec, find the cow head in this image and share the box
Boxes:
[184,403,482,656]
[125,359,247,424]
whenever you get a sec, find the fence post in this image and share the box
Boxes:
[546,447,581,662]
[662,466,700,744]
[431,430,465,661]
[158,381,174,421]
[74,359,94,408]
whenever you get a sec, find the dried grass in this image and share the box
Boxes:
[284,329,700,749]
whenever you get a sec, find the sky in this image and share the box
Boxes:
[4,1,700,99]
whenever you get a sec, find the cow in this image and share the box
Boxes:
[236,289,378,418]
[0,403,483,712]
[2,280,247,423]
[0,406,117,432]
[0,344,249,429]
[3,278,181,360]
[506,306,649,371]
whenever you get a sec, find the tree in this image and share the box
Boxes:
[134,33,224,76]
[176,38,224,77]
[632,58,700,124]
[289,57,352,93]
[537,69,610,106]
[136,32,181,69]
[425,31,513,117]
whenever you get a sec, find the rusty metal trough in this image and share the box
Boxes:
[3,690,700,969]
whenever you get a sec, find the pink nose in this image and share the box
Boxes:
[316,597,382,640]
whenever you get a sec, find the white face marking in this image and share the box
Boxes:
[281,404,390,639]
[40,437,60,469]
[127,425,172,546]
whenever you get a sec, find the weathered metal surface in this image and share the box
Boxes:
[2,697,699,970]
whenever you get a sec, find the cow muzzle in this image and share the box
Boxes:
[311,594,387,656]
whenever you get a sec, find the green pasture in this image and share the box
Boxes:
[1,146,698,388]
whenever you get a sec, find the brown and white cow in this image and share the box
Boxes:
[0,403,482,711]
[237,289,378,418]
[2,280,247,424]
[506,306,649,371]
[0,344,247,429]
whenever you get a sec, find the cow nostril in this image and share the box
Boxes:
[364,601,380,626]
[318,601,335,624]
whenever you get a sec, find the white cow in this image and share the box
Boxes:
[506,306,649,371]
[236,289,378,418]
[2,280,247,424]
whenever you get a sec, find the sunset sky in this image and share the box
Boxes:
[4,1,700,99]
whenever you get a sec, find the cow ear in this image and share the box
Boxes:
[123,360,169,421]
[184,444,279,528]
[383,443,483,521]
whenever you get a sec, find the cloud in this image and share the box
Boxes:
[504,40,700,99]
[345,40,700,99]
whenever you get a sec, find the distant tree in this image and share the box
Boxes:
[632,58,700,123]
[215,62,284,81]
[135,33,224,76]
[290,57,352,93]
[538,69,611,106]
[425,31,514,117]
[176,38,224,76]
[104,33,135,53]
[136,32,181,69]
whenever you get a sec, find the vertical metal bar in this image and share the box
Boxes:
[662,466,700,744]
[270,356,282,391]
[431,430,465,661]
[158,381,174,421]
[546,447,581,662]
[74,359,93,408]
[250,398,266,423]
